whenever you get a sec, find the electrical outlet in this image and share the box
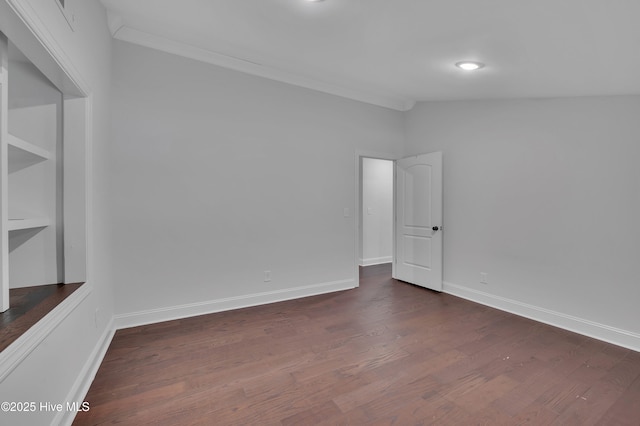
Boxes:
[264,270,271,282]
[480,272,488,284]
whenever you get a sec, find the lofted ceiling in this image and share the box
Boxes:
[100,0,640,111]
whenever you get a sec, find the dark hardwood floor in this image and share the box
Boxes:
[0,282,83,352]
[75,265,640,425]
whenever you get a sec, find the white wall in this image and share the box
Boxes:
[405,96,640,349]
[0,1,114,425]
[110,40,404,325]
[361,158,393,266]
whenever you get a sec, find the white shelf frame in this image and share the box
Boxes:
[7,133,51,162]
[0,33,8,312]
[8,218,50,231]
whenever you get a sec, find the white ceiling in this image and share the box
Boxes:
[100,0,640,110]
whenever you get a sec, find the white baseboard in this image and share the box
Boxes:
[114,278,356,330]
[57,318,116,426]
[443,281,640,352]
[360,257,392,267]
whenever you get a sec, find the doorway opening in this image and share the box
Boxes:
[358,156,395,281]
[355,152,443,291]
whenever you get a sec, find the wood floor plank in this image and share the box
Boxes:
[511,401,559,425]
[358,374,442,418]
[449,374,520,413]
[552,379,623,426]
[595,375,640,425]
[74,264,640,425]
[600,356,640,390]
[281,400,342,426]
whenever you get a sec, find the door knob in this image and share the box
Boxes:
[432,226,440,231]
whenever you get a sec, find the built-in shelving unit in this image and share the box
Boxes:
[1,26,88,313]
[1,33,68,312]
[0,7,88,373]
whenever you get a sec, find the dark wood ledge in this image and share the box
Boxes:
[0,282,83,352]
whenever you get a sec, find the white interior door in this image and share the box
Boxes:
[393,152,443,291]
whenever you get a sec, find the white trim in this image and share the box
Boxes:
[112,26,415,112]
[54,0,75,31]
[5,0,90,96]
[360,257,392,266]
[115,279,356,330]
[83,93,93,284]
[0,284,91,383]
[443,281,640,352]
[106,10,125,38]
[56,317,115,426]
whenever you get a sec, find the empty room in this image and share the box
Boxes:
[0,0,639,424]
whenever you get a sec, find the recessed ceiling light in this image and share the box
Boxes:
[456,61,485,71]
[305,0,325,2]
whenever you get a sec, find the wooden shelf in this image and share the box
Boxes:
[7,218,49,232]
[7,133,51,164]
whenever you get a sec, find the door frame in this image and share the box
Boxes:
[355,150,443,288]
[354,150,400,286]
